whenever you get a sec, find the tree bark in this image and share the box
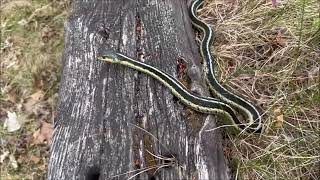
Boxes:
[48,0,229,179]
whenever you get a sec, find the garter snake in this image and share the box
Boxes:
[98,0,262,134]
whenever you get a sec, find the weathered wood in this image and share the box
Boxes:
[48,0,229,179]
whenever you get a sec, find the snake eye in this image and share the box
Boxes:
[100,55,109,59]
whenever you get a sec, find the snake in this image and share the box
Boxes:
[98,0,262,134]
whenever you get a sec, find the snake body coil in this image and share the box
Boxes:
[190,0,262,132]
[98,0,262,134]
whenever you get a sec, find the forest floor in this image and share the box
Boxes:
[1,0,319,179]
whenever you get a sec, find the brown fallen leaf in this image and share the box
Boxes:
[24,90,44,114]
[9,154,18,169]
[17,155,28,164]
[32,121,53,145]
[30,90,44,101]
[4,111,21,132]
[5,93,17,103]
[273,108,284,128]
[275,114,284,128]
[30,155,41,164]
[274,108,281,114]
[0,151,10,163]
[38,163,47,171]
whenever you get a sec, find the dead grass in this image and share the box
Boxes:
[0,0,319,179]
[200,0,320,179]
[0,0,69,179]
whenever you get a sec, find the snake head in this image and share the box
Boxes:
[98,50,120,63]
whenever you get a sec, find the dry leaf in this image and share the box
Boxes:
[275,114,284,128]
[17,155,28,164]
[39,163,46,171]
[30,155,41,164]
[275,31,287,46]
[273,108,284,128]
[32,121,53,145]
[0,151,10,163]
[6,93,17,103]
[4,111,21,132]
[24,90,44,113]
[274,108,281,114]
[32,129,43,144]
[9,154,18,169]
[30,90,44,101]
